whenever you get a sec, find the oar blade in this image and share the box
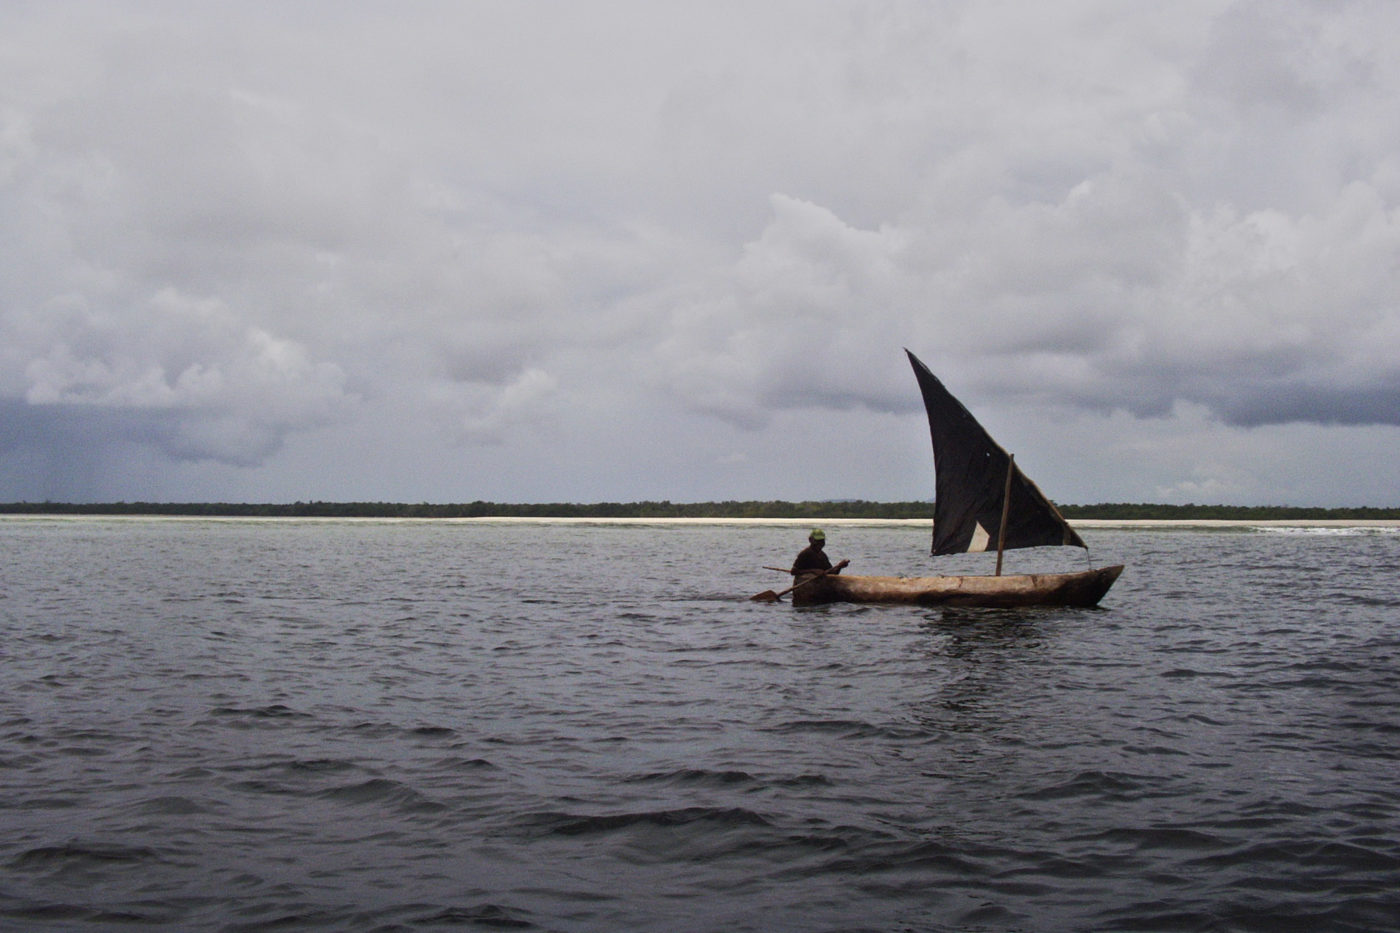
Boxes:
[749,590,782,602]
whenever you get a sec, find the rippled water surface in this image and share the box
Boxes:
[2,517,1399,931]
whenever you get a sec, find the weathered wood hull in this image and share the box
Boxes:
[791,565,1124,608]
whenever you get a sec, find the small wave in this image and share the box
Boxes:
[810,837,988,879]
[410,725,458,738]
[522,805,772,839]
[772,772,833,788]
[1094,898,1397,933]
[410,903,538,928]
[281,757,359,775]
[349,720,459,740]
[1188,837,1400,874]
[208,704,310,721]
[767,818,904,867]
[10,842,165,870]
[1160,667,1231,680]
[624,768,759,789]
[0,750,41,771]
[0,902,161,925]
[766,718,880,738]
[1070,825,1230,853]
[227,779,298,797]
[315,778,445,813]
[127,795,211,816]
[432,755,499,772]
[350,721,405,737]
[1022,770,1166,802]
[762,718,936,742]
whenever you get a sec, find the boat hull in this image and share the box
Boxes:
[791,565,1124,608]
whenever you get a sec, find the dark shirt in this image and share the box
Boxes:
[792,544,832,575]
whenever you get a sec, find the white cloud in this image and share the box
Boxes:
[10,286,349,466]
[648,194,914,428]
[450,367,560,444]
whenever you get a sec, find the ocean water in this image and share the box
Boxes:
[2,517,1398,932]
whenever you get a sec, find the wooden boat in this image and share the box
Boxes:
[791,565,1123,608]
[783,350,1124,608]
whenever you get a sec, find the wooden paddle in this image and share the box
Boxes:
[750,560,849,602]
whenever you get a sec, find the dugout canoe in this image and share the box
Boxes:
[790,564,1124,608]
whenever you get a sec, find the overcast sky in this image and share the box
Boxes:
[2,1,1398,506]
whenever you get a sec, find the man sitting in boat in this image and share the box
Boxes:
[792,529,849,577]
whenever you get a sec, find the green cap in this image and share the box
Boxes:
[809,529,825,541]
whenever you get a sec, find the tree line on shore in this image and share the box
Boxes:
[3,500,1397,520]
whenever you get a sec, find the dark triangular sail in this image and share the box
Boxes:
[906,350,1085,556]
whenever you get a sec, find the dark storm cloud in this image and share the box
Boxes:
[0,400,186,500]
[1215,382,1400,429]
[0,391,342,501]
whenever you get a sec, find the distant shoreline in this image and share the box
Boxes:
[3,501,1399,522]
[3,513,1397,530]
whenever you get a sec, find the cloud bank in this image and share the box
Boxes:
[2,1,1398,505]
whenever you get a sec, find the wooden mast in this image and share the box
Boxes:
[995,454,1014,576]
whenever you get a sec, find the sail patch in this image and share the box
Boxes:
[969,522,991,553]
